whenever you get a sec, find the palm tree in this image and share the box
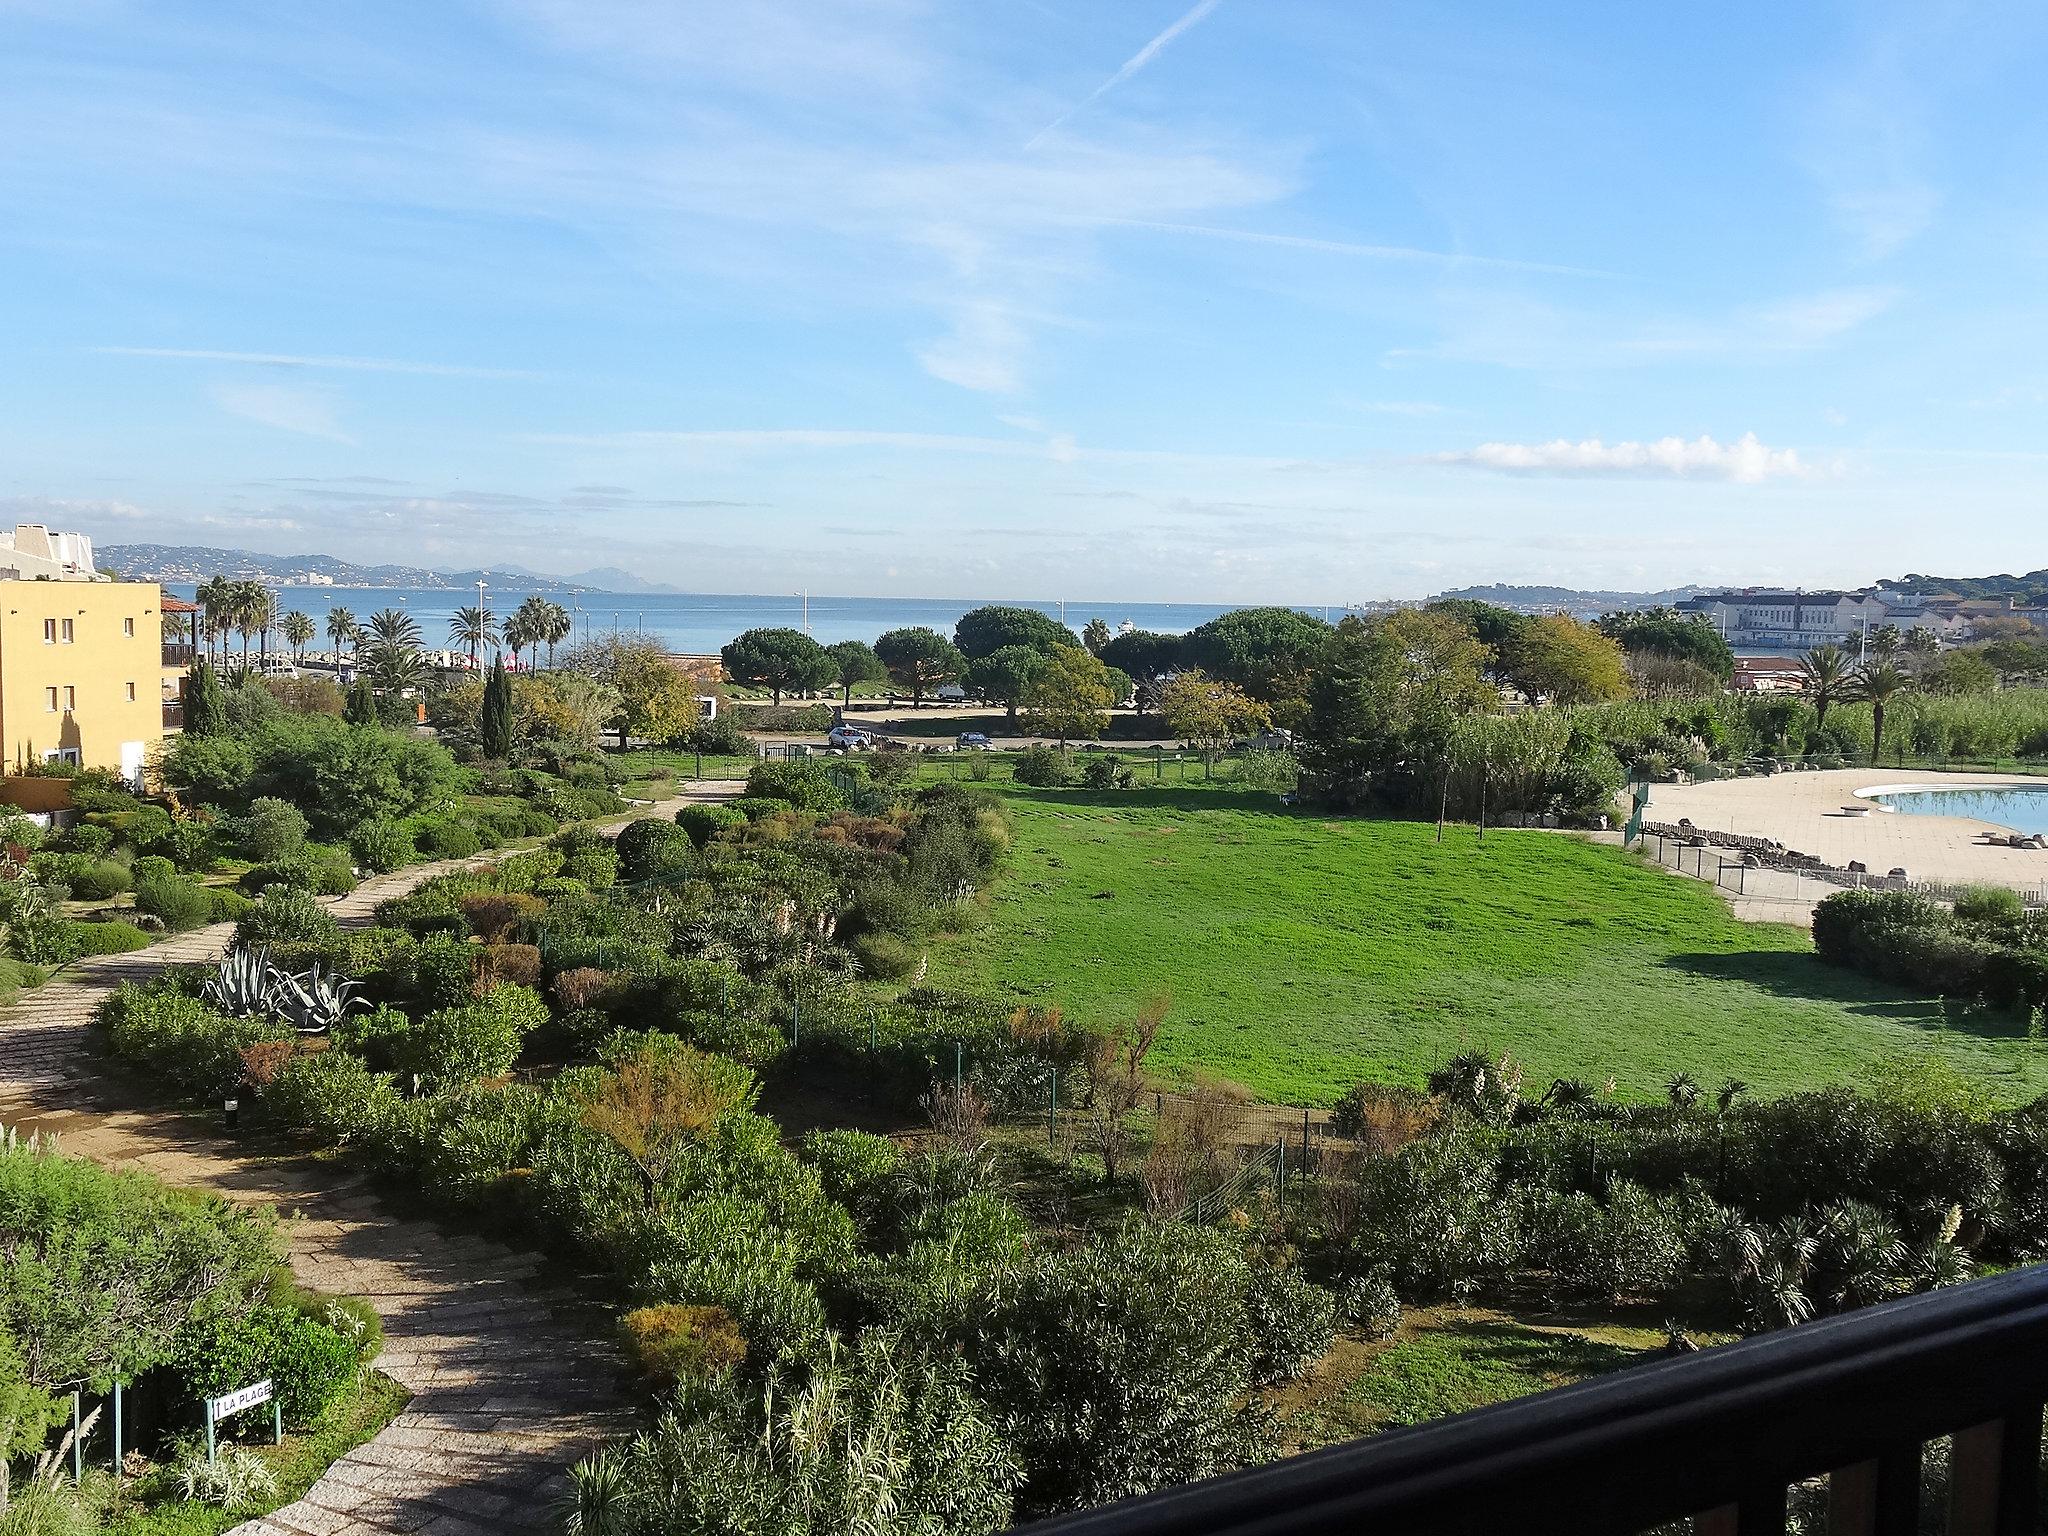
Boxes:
[503,611,538,671]
[1666,1072,1701,1110]
[369,608,422,649]
[1797,643,1853,730]
[542,600,572,669]
[513,596,552,668]
[1852,660,1914,765]
[1902,627,1940,673]
[363,640,428,696]
[281,610,315,666]
[326,607,361,674]
[448,605,500,670]
[196,575,234,661]
[1864,624,1904,665]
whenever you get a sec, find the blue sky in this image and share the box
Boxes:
[4,0,2046,601]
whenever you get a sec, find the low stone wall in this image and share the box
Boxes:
[1641,819,1910,889]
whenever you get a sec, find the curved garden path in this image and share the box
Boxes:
[0,784,744,1536]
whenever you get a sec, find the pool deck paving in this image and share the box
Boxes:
[0,784,744,1535]
[1646,768,2048,893]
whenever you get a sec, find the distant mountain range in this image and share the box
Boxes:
[1431,583,1703,615]
[1883,569,2048,603]
[99,545,687,594]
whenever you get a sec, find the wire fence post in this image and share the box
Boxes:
[1047,1067,1057,1150]
[955,1041,963,1093]
[205,1399,216,1466]
[71,1390,82,1485]
[112,1380,122,1474]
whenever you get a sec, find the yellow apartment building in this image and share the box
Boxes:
[0,576,166,780]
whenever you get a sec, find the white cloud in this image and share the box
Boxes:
[0,494,149,522]
[1097,220,1616,279]
[212,382,354,443]
[97,346,539,379]
[1430,433,1807,484]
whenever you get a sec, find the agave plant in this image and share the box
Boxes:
[270,963,365,1035]
[204,946,281,1017]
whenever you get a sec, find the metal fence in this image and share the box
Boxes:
[1637,829,2048,912]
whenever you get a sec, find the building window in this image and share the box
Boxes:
[44,687,57,712]
[42,619,54,643]
[123,617,135,637]
[43,748,79,766]
[60,618,73,643]
[126,681,137,701]
[64,685,76,710]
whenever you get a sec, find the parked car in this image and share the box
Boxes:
[827,724,875,750]
[934,683,969,702]
[957,731,992,750]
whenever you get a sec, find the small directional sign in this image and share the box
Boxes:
[208,1379,273,1421]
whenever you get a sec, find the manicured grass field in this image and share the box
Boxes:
[924,787,2048,1105]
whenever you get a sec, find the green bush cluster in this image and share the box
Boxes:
[1814,888,2048,1013]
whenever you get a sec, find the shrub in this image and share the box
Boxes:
[1077,754,1134,790]
[1012,745,1075,787]
[690,712,749,755]
[1955,885,2026,927]
[348,817,416,874]
[675,803,745,848]
[331,1003,414,1069]
[800,1128,902,1227]
[63,919,152,956]
[414,817,482,860]
[1243,1265,1338,1384]
[1336,1266,1402,1338]
[133,874,215,933]
[460,891,546,942]
[728,796,788,822]
[405,984,548,1088]
[562,846,621,888]
[149,817,219,872]
[263,1047,396,1143]
[1346,1130,1522,1300]
[100,982,290,1097]
[129,854,178,886]
[479,942,543,991]
[235,887,339,950]
[229,797,310,861]
[616,817,694,883]
[68,858,131,901]
[58,822,115,857]
[619,1303,748,1383]
[393,932,480,1012]
[174,1301,360,1427]
[745,760,849,811]
[208,887,255,923]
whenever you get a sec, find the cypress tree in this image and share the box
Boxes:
[182,658,227,737]
[344,676,377,726]
[481,655,514,759]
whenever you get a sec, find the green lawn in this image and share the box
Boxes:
[1281,1312,1664,1449]
[923,787,2048,1105]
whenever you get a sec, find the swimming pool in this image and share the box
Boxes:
[1866,784,2048,837]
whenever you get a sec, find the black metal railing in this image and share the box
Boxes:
[162,642,196,669]
[1018,1265,2048,1536]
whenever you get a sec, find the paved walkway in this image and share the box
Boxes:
[0,785,742,1535]
[1647,769,2048,893]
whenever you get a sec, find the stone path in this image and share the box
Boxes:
[0,785,743,1535]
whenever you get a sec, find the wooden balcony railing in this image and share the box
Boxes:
[1018,1265,2048,1536]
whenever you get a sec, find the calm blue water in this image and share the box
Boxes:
[162,586,1299,656]
[1873,787,2048,837]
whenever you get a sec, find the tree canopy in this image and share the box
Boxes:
[874,627,966,706]
[953,605,1076,661]
[564,632,703,745]
[1160,670,1268,770]
[825,639,887,703]
[1022,645,1121,745]
[969,644,1051,725]
[1504,614,1629,705]
[721,627,836,706]
[1181,607,1332,708]
[1595,607,1735,680]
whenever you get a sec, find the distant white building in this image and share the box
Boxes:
[1676,589,1891,648]
[0,524,98,582]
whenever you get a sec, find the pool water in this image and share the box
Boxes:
[1870,786,2048,837]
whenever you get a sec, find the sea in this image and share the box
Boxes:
[161,587,1289,656]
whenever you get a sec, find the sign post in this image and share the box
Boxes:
[204,1379,276,1464]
